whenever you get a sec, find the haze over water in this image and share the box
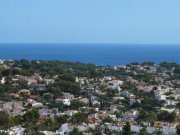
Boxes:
[0,44,179,65]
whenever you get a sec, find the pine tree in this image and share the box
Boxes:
[122,122,131,135]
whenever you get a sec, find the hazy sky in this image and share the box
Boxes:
[0,0,180,44]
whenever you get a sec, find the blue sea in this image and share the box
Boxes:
[0,44,180,65]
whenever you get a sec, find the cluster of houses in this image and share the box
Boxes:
[0,60,180,135]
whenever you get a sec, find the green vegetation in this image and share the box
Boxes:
[176,124,180,135]
[0,111,10,129]
[122,122,131,135]
[70,112,88,124]
[157,111,176,122]
[23,109,39,124]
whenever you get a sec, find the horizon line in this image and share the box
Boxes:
[0,43,180,46]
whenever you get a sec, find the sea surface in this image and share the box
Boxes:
[0,44,180,65]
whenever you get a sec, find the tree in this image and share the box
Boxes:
[1,69,11,76]
[10,116,22,127]
[0,111,10,129]
[19,59,31,69]
[50,85,62,98]
[70,100,87,110]
[54,80,81,95]
[59,72,75,82]
[137,110,157,123]
[70,112,87,124]
[156,128,163,135]
[0,131,9,135]
[142,61,155,66]
[43,118,54,130]
[175,65,180,73]
[102,116,113,123]
[43,93,53,102]
[157,111,176,122]
[24,126,45,135]
[48,102,65,112]
[176,102,180,110]
[23,109,39,124]
[17,80,28,89]
[177,124,180,135]
[122,122,131,135]
[140,128,150,135]
[160,62,177,69]
[0,73,2,80]
[91,125,103,135]
[56,115,69,125]
[70,128,83,135]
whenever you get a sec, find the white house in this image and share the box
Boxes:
[155,95,166,101]
[1,77,5,84]
[92,100,100,106]
[161,107,175,113]
[107,80,123,90]
[108,125,123,132]
[58,123,70,135]
[103,76,113,81]
[154,87,167,101]
[154,86,170,96]
[165,100,176,106]
[129,99,137,106]
[75,77,87,85]
[0,60,4,64]
[9,126,25,135]
[63,110,78,116]
[146,127,156,134]
[131,125,142,133]
[63,99,71,106]
[63,92,74,100]
[154,89,165,96]
[32,102,43,108]
[162,125,176,135]
[44,79,55,85]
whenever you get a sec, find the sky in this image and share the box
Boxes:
[0,0,180,44]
